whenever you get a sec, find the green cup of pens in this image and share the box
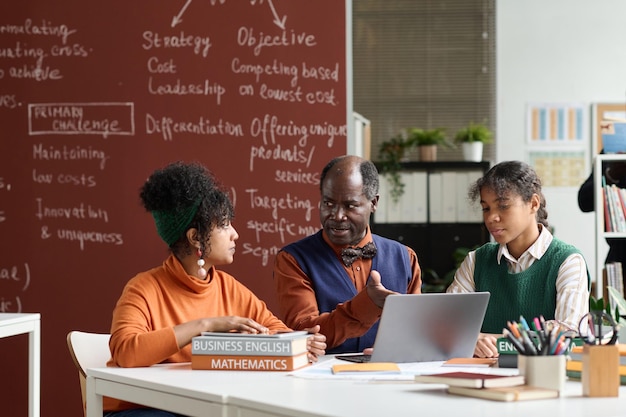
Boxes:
[504,315,567,393]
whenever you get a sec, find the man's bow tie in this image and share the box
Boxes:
[340,242,377,267]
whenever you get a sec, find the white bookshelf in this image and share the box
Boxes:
[594,154,626,299]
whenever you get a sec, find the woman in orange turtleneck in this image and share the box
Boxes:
[105,161,325,417]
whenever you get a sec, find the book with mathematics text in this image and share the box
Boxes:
[191,353,310,371]
[192,331,309,356]
[414,371,524,388]
[447,385,559,402]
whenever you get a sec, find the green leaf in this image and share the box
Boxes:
[607,286,626,319]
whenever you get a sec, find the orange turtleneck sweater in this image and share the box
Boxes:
[104,254,288,412]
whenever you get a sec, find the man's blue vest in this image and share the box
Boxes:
[282,230,411,353]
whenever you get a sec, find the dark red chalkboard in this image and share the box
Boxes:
[0,1,349,414]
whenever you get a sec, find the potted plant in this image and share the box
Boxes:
[407,127,451,161]
[378,132,413,202]
[454,122,493,162]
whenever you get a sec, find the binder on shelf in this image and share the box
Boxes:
[466,170,484,222]
[376,173,389,224]
[455,172,470,222]
[386,179,403,223]
[429,172,443,223]
[441,171,457,222]
[411,171,428,223]
[400,171,417,223]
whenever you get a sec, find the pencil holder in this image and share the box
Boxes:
[582,344,619,397]
[518,354,566,392]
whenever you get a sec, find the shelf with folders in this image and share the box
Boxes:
[374,161,491,225]
[594,154,626,299]
[371,161,490,291]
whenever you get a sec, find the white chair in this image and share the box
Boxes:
[66,331,111,416]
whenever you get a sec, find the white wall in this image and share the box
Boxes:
[497,0,626,285]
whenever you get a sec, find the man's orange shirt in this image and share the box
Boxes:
[274,229,421,350]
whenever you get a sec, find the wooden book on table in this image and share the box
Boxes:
[442,357,498,367]
[414,371,524,388]
[447,385,559,402]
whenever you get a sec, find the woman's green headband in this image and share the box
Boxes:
[152,199,202,246]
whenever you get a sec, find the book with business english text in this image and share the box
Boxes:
[192,331,309,356]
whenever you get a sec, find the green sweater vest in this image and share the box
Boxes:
[474,239,589,334]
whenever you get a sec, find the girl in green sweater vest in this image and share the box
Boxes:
[447,161,589,358]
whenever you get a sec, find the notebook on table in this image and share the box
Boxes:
[336,292,490,363]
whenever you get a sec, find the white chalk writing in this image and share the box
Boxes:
[145,113,244,141]
[0,19,77,44]
[246,189,314,221]
[32,169,97,187]
[142,31,212,57]
[237,27,316,57]
[0,263,31,291]
[32,143,109,170]
[35,198,109,223]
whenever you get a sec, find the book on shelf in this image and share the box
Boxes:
[447,385,559,402]
[603,181,612,232]
[191,352,310,371]
[605,262,624,309]
[414,371,524,388]
[192,331,309,356]
[608,184,626,232]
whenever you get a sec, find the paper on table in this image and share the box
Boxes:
[292,359,449,381]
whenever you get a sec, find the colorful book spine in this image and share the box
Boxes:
[565,359,626,385]
[497,335,583,368]
[191,353,310,371]
[191,335,308,356]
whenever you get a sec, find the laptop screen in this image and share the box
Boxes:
[369,292,490,363]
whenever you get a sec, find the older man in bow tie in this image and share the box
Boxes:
[273,155,422,354]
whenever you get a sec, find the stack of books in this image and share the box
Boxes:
[414,371,558,401]
[605,262,625,307]
[191,331,311,371]
[602,182,626,233]
[566,343,626,384]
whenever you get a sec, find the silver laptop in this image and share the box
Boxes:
[339,292,490,363]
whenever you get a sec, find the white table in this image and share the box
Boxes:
[0,313,40,417]
[86,358,626,417]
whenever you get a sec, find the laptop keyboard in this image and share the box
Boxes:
[335,354,372,363]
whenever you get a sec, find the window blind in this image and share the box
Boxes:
[353,0,496,162]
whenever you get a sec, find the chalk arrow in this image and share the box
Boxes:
[172,0,193,28]
[267,0,286,29]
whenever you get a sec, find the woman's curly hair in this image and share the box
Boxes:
[140,161,234,256]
